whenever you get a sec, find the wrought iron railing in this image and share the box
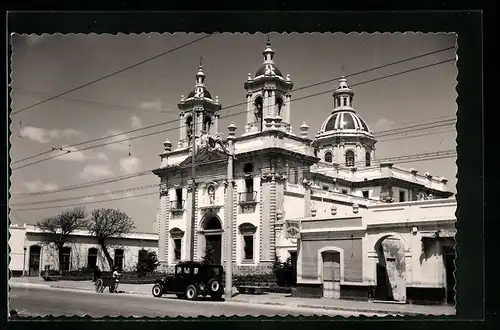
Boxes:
[170,200,185,211]
[238,191,257,204]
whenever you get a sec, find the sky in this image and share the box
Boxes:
[9,32,458,233]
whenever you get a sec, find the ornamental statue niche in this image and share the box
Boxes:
[207,185,216,205]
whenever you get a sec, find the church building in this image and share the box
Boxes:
[153,40,456,305]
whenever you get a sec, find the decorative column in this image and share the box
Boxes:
[284,92,292,132]
[246,92,253,130]
[214,111,220,135]
[300,122,309,138]
[303,178,312,217]
[179,112,186,147]
[259,171,274,263]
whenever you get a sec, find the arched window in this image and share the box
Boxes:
[185,116,193,142]
[324,151,333,163]
[345,150,355,167]
[365,151,371,167]
[87,247,98,269]
[203,116,212,133]
[276,97,284,116]
[254,96,263,131]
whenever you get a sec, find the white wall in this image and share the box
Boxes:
[9,227,26,272]
[9,225,159,274]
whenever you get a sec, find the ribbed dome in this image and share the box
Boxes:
[255,63,283,78]
[320,110,372,134]
[187,87,212,100]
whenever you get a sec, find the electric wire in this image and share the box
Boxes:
[11,58,456,171]
[11,46,455,165]
[11,34,215,116]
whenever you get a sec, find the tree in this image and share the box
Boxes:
[86,208,135,270]
[36,207,87,275]
[136,249,159,275]
[202,244,215,265]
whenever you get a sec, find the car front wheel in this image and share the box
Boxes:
[152,284,163,298]
[185,285,198,301]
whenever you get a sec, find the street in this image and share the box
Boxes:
[9,286,384,318]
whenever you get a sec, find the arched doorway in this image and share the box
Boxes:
[28,245,41,277]
[200,214,223,264]
[374,235,407,302]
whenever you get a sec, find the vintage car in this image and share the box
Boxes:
[152,261,224,300]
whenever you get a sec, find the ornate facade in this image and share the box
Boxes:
[152,39,454,289]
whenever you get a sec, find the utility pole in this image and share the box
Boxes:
[189,110,197,261]
[225,123,237,299]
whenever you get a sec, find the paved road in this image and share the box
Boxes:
[9,286,384,318]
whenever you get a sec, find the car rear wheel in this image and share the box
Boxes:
[152,284,163,298]
[185,285,198,300]
[94,279,103,292]
[208,278,221,292]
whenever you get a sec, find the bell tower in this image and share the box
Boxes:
[177,59,222,149]
[243,39,294,134]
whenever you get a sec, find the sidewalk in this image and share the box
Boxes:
[9,277,455,316]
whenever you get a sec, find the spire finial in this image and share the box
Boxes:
[267,34,270,45]
[199,56,203,68]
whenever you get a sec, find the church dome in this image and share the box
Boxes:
[187,87,212,100]
[316,77,374,138]
[320,110,372,134]
[255,63,283,78]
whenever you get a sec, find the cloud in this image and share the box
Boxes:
[96,152,109,161]
[20,126,86,144]
[131,115,143,129]
[371,118,397,132]
[119,156,142,174]
[140,100,163,111]
[104,130,131,152]
[22,180,58,193]
[79,164,113,179]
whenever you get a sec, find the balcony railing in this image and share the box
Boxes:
[170,200,185,213]
[238,191,258,205]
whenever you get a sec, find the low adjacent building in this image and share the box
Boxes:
[9,223,158,277]
[293,197,456,305]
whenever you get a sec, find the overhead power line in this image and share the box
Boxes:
[10,149,456,209]
[10,150,457,212]
[11,57,456,171]
[11,33,214,116]
[11,46,456,165]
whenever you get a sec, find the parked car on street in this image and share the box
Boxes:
[152,261,224,301]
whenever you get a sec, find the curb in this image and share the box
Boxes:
[10,283,452,316]
[9,282,51,289]
[228,299,452,316]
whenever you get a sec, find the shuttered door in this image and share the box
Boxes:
[322,253,334,298]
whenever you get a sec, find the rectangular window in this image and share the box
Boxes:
[173,238,182,261]
[61,247,71,271]
[322,185,329,191]
[342,189,348,194]
[175,188,183,209]
[87,248,98,269]
[114,249,124,270]
[399,190,406,202]
[243,235,254,261]
[362,190,369,198]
